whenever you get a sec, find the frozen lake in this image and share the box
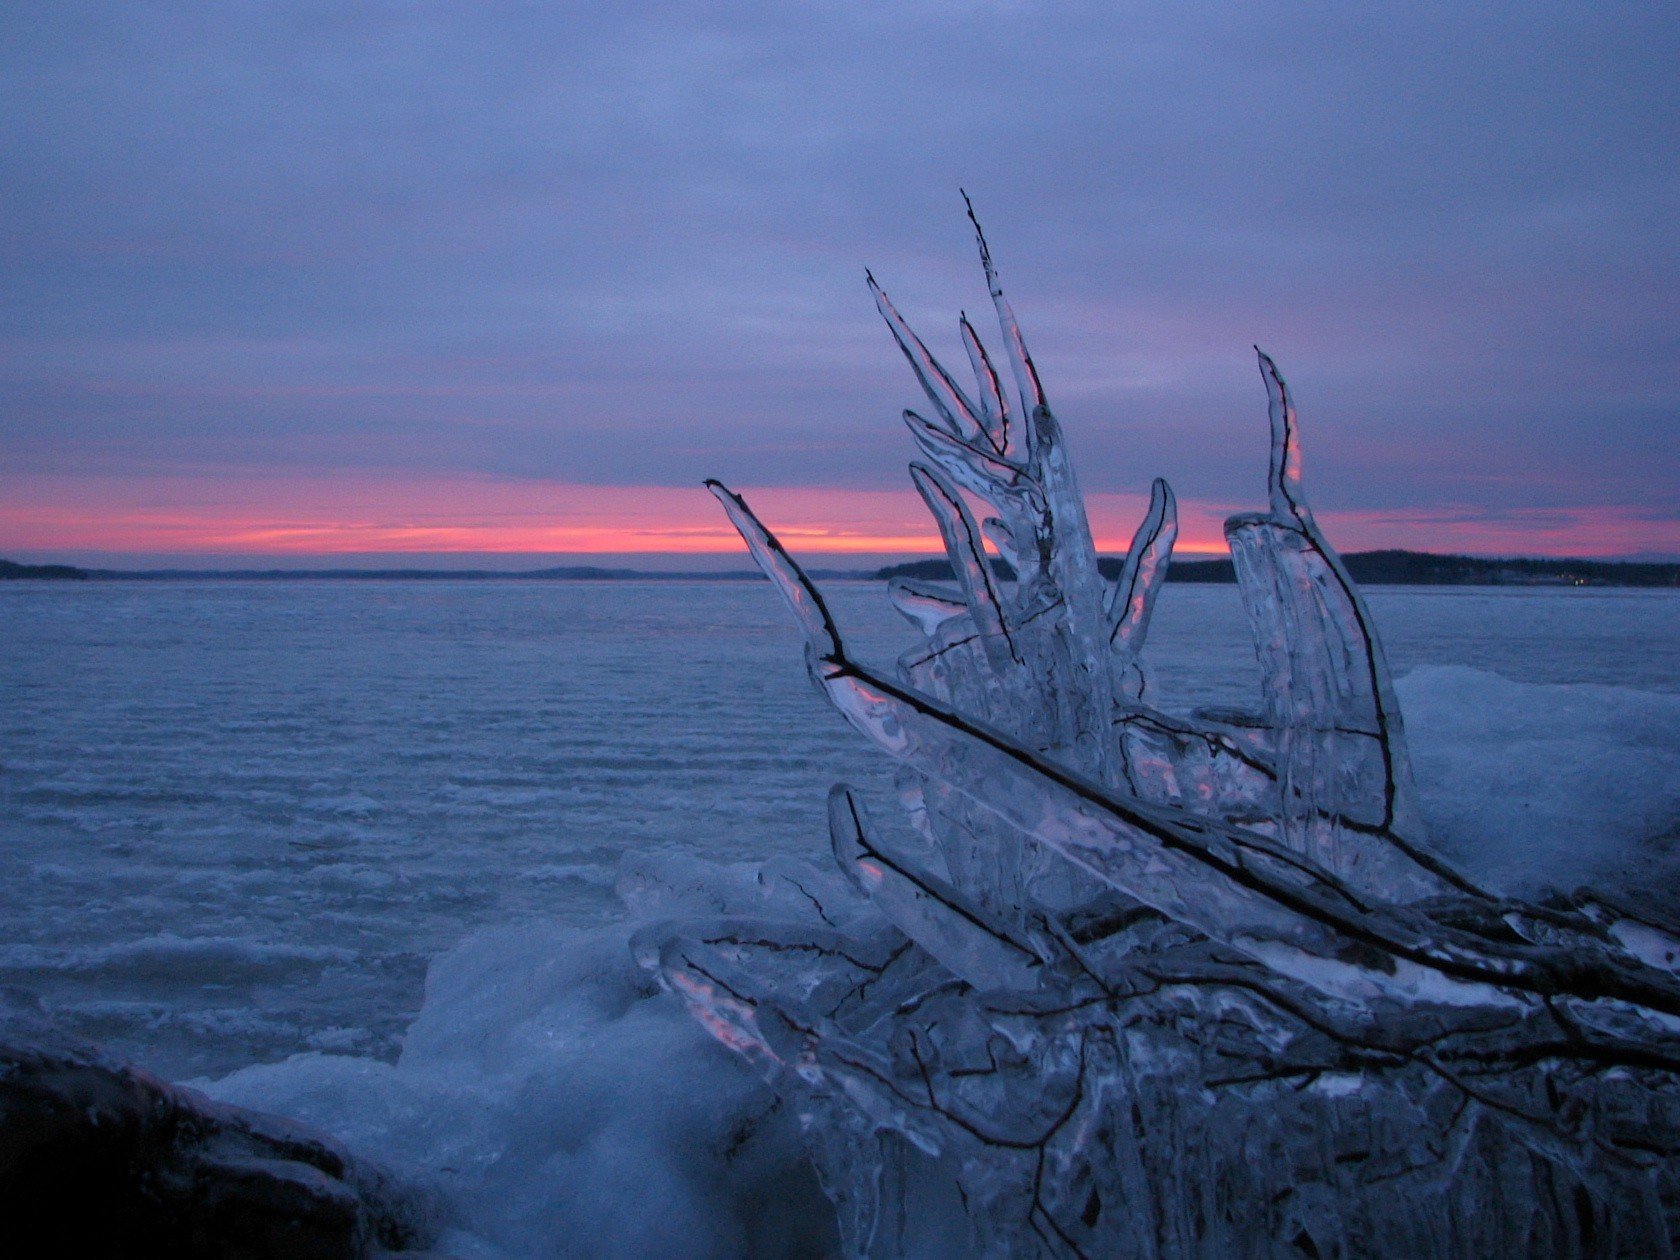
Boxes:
[3,579,1678,1079]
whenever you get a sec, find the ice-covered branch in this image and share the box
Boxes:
[645,214,1680,1257]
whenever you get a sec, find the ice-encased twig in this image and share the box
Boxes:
[886,577,966,635]
[705,484,1680,1026]
[1107,475,1176,706]
[1107,477,1176,653]
[828,785,1045,991]
[1225,349,1454,891]
[646,216,1680,1257]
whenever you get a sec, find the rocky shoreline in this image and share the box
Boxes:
[0,992,437,1258]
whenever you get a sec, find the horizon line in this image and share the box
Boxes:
[9,545,1680,576]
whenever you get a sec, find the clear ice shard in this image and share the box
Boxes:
[642,212,1680,1257]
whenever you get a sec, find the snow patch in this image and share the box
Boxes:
[1399,665,1680,905]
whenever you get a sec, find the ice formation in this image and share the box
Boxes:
[638,207,1680,1256]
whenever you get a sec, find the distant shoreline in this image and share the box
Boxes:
[0,560,783,583]
[5,550,1678,587]
[879,550,1680,589]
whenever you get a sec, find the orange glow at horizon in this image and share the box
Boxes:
[2,471,1671,561]
[0,473,1233,557]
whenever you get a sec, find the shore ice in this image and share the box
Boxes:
[198,664,1680,1257]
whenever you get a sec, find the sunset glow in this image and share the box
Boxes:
[5,471,1671,568]
[0,474,1222,561]
[2,8,1674,570]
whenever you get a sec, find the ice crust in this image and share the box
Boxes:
[640,218,1680,1255]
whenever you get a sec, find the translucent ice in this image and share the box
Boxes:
[644,212,1680,1256]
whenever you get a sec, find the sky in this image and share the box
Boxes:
[2,2,1676,569]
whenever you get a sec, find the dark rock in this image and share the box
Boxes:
[0,992,436,1258]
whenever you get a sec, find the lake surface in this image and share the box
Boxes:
[2,580,1677,1077]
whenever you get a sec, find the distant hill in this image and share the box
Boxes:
[0,559,87,580]
[877,549,1680,588]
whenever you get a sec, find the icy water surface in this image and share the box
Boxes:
[2,579,1677,1076]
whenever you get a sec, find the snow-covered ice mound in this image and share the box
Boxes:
[204,873,836,1259]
